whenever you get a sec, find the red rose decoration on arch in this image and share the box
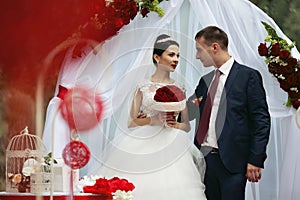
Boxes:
[58,86,103,131]
[71,0,139,58]
[279,50,290,60]
[270,43,280,56]
[258,21,300,109]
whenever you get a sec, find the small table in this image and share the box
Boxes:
[0,192,109,200]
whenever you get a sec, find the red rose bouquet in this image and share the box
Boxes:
[154,85,185,102]
[152,85,186,125]
[153,85,186,112]
[258,21,300,109]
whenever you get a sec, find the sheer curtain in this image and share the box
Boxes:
[42,0,300,199]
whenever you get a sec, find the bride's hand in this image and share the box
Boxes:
[165,120,180,129]
[159,112,177,120]
[137,111,147,118]
[161,112,179,128]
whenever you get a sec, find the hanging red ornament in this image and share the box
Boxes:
[62,140,91,169]
[58,86,104,131]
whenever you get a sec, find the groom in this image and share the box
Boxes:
[188,26,271,199]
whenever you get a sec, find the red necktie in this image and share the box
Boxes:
[196,70,222,145]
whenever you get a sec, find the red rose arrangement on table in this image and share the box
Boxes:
[258,21,300,109]
[83,176,135,200]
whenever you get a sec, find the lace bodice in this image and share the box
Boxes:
[137,80,185,117]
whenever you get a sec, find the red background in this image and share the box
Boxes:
[0,0,92,137]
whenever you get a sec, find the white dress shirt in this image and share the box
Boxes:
[202,57,234,148]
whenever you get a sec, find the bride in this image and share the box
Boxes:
[96,34,206,199]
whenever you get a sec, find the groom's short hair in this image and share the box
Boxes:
[195,26,228,50]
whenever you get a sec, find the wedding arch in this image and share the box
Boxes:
[42,0,300,199]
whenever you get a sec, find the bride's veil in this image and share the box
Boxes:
[42,0,300,199]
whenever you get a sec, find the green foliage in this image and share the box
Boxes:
[262,21,296,51]
[43,152,58,173]
[136,0,168,17]
[262,21,284,41]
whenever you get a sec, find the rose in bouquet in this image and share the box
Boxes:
[153,85,186,122]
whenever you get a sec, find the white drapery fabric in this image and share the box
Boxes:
[42,0,300,199]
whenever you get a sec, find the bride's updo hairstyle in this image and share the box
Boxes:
[153,34,179,65]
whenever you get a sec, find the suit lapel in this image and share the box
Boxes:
[219,61,240,106]
[216,61,240,140]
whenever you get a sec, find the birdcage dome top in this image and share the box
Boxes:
[6,126,47,158]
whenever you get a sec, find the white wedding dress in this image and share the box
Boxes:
[96,80,206,200]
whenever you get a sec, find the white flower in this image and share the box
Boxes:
[273,57,287,66]
[22,158,39,176]
[22,166,35,176]
[277,74,286,80]
[291,87,299,92]
[112,190,134,200]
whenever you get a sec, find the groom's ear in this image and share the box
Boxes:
[212,42,223,53]
[212,43,219,51]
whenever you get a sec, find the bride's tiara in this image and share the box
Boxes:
[156,37,174,44]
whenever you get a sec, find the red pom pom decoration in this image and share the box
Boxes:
[58,86,103,131]
[62,140,91,169]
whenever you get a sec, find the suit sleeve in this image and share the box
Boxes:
[177,82,200,123]
[187,93,199,121]
[187,78,204,121]
[247,70,271,168]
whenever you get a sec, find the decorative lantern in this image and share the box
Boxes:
[6,127,48,193]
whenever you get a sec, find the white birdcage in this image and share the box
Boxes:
[6,126,48,193]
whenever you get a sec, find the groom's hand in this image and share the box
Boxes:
[246,163,262,182]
